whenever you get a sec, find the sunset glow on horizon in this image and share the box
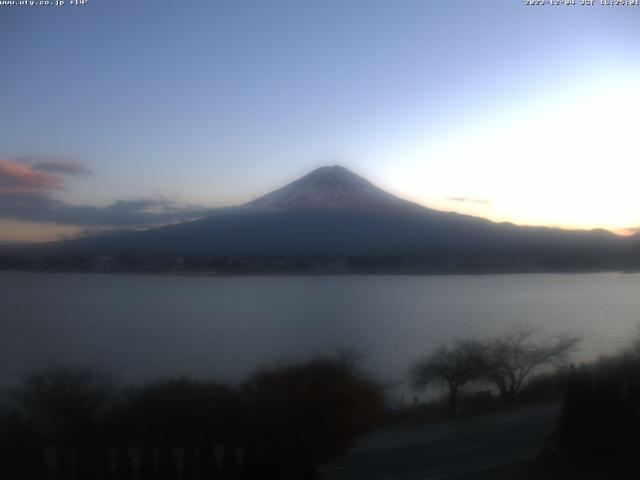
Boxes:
[390,71,640,236]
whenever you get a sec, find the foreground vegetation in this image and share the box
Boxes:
[0,355,383,480]
[409,326,580,416]
[5,327,640,479]
[549,342,640,471]
[406,329,640,475]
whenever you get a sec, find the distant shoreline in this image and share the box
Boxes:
[0,267,637,278]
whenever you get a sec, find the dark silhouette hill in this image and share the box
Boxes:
[2,166,639,273]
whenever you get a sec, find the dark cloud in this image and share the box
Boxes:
[0,157,208,229]
[447,196,491,205]
[58,227,137,240]
[0,157,209,228]
[0,157,92,197]
[31,159,91,175]
[0,192,212,228]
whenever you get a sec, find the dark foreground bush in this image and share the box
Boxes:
[518,368,570,404]
[242,357,384,479]
[119,377,239,446]
[0,357,383,479]
[555,355,640,469]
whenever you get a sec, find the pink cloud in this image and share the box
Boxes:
[0,159,63,195]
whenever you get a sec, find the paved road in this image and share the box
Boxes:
[319,402,561,480]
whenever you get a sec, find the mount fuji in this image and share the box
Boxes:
[2,166,637,273]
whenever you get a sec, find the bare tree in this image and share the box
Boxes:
[409,340,486,416]
[483,326,580,404]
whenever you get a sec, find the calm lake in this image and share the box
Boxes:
[1,271,639,392]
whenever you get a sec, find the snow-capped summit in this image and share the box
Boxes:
[247,165,405,210]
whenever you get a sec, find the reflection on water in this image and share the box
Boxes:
[1,271,639,389]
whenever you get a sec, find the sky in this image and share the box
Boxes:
[1,0,639,242]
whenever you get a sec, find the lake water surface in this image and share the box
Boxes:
[1,271,639,392]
